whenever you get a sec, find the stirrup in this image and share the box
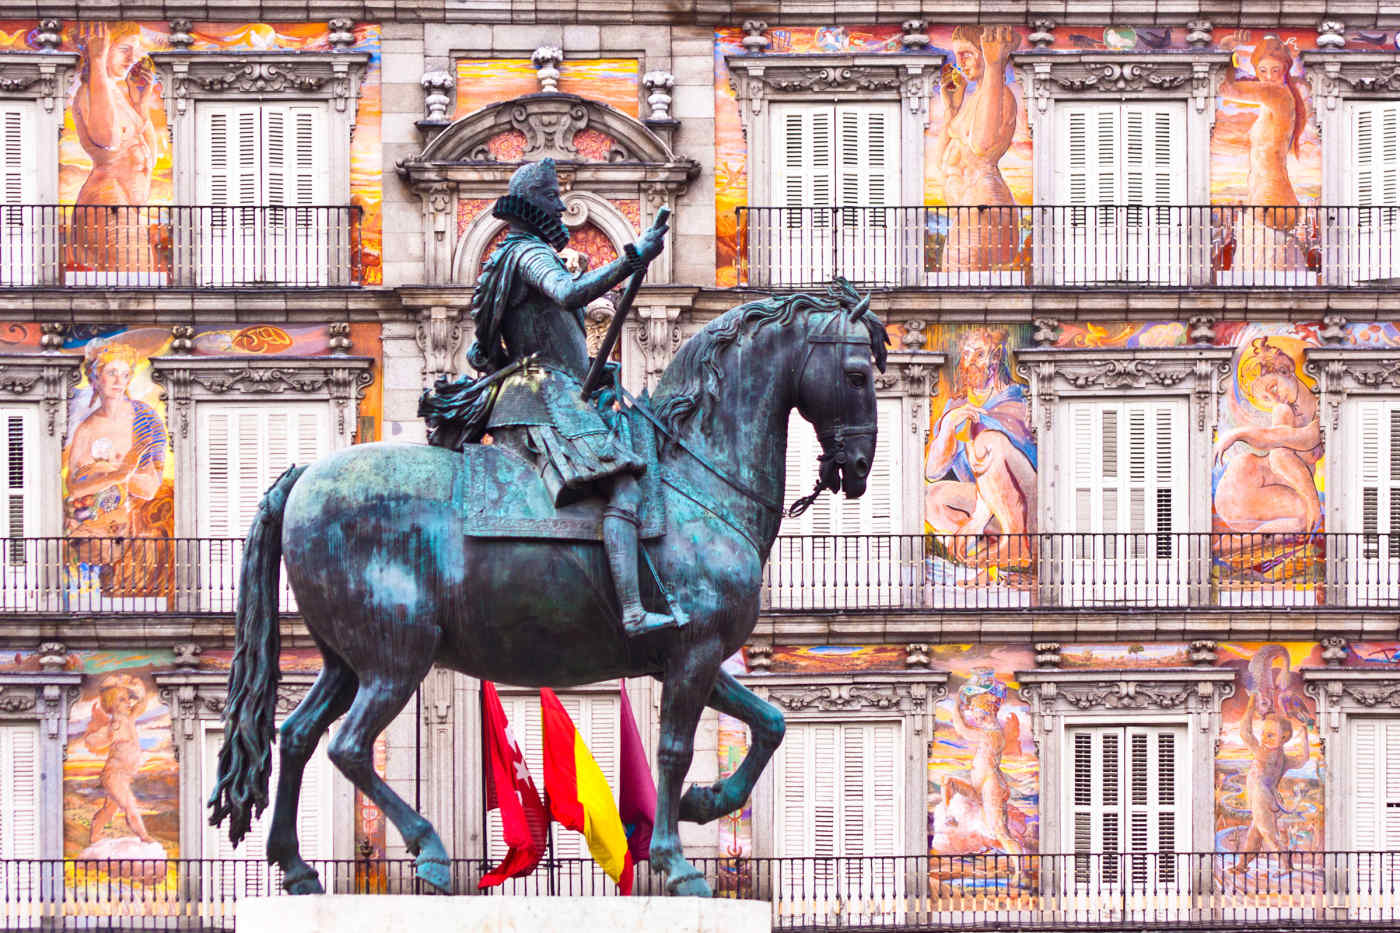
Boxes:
[622,609,680,637]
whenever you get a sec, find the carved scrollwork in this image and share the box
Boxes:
[1059,359,1192,389]
[0,686,36,713]
[1052,62,1188,92]
[191,61,329,93]
[1017,52,1227,116]
[768,66,902,93]
[152,52,368,118]
[764,681,938,714]
[1341,682,1400,707]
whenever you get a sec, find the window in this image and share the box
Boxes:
[1339,399,1400,603]
[765,102,902,287]
[195,103,332,286]
[772,720,903,924]
[0,722,40,859]
[196,403,329,610]
[201,725,335,894]
[1066,724,1186,891]
[1345,100,1400,283]
[1052,102,1187,284]
[0,406,33,546]
[770,398,904,609]
[485,689,619,892]
[1351,718,1400,850]
[0,103,36,286]
[1060,398,1187,604]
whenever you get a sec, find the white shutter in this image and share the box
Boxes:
[198,104,262,207]
[1122,103,1185,208]
[1125,726,1185,887]
[0,407,35,556]
[1068,727,1123,872]
[0,723,41,859]
[0,103,34,208]
[1352,718,1400,850]
[772,103,835,210]
[1355,400,1400,557]
[202,727,335,863]
[835,103,899,208]
[1059,103,1121,207]
[197,403,330,538]
[1064,399,1184,537]
[1351,102,1400,209]
[782,410,832,537]
[774,721,903,857]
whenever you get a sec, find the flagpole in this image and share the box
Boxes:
[480,680,488,880]
[544,786,555,896]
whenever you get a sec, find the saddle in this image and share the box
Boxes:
[451,403,665,542]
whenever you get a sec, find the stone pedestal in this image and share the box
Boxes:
[237,895,770,932]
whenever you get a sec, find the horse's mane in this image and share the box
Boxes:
[651,278,888,438]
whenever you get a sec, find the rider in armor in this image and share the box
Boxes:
[428,159,675,637]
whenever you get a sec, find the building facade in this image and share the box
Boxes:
[0,1,1399,927]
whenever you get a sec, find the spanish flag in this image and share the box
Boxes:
[540,688,634,894]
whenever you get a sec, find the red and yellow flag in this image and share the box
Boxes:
[540,688,634,894]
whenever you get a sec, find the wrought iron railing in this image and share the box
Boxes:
[0,533,1394,615]
[736,204,1400,289]
[2,852,1398,929]
[0,204,363,287]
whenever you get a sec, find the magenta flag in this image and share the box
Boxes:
[618,680,656,862]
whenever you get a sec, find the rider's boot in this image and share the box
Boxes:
[603,505,678,636]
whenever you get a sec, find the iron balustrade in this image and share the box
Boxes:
[0,533,1394,615]
[2,852,1399,929]
[736,204,1400,289]
[0,204,363,287]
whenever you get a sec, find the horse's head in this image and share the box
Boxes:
[792,281,888,499]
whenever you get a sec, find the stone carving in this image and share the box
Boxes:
[1186,21,1213,48]
[900,319,926,350]
[1060,358,1193,389]
[0,686,36,713]
[37,642,68,672]
[1189,640,1218,666]
[1034,643,1062,668]
[1027,20,1055,49]
[1320,314,1348,346]
[1188,315,1216,346]
[635,306,682,389]
[532,46,563,93]
[1320,637,1348,667]
[1336,65,1400,93]
[1031,318,1059,347]
[39,322,65,351]
[192,61,329,93]
[1052,62,1189,93]
[328,322,352,355]
[900,20,930,49]
[152,360,372,440]
[768,66,902,93]
[169,325,195,354]
[172,642,202,669]
[905,644,931,670]
[35,19,61,51]
[1341,683,1400,707]
[745,644,773,672]
[327,18,357,51]
[767,682,926,713]
[643,71,675,122]
[168,19,193,49]
[417,307,464,383]
[420,70,454,123]
[741,20,770,53]
[1316,20,1346,49]
[155,52,366,116]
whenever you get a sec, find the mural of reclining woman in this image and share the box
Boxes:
[1213,338,1321,568]
[1218,33,1312,277]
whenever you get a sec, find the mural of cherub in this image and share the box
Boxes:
[940,670,1029,860]
[83,673,155,844]
[1230,693,1310,874]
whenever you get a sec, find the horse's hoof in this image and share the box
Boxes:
[415,855,452,894]
[679,782,726,824]
[668,870,712,898]
[283,868,324,896]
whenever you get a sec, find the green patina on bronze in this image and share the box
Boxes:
[208,160,887,899]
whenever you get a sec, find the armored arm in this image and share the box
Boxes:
[518,243,644,310]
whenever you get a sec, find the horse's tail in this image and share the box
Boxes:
[207,463,307,846]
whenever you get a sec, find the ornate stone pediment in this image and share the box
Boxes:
[1303,51,1400,118]
[1019,668,1236,737]
[1012,50,1230,114]
[156,671,319,743]
[0,672,82,735]
[747,672,947,736]
[0,50,78,112]
[1306,348,1400,430]
[151,51,370,117]
[0,353,80,438]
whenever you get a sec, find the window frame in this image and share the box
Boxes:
[0,665,83,864]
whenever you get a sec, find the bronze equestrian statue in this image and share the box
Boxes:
[208,158,887,898]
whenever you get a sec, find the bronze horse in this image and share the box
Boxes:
[207,281,887,897]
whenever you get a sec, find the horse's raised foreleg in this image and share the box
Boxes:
[679,669,784,826]
[267,653,358,894]
[325,627,451,893]
[650,643,724,897]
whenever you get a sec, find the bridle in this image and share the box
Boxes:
[786,311,879,518]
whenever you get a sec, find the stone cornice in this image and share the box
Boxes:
[0,353,79,437]
[1019,667,1236,711]
[150,50,370,118]
[0,50,78,112]
[726,52,943,135]
[0,672,83,736]
[1303,50,1400,124]
[1304,667,1400,709]
[742,672,947,732]
[1304,347,1400,433]
[1012,50,1231,114]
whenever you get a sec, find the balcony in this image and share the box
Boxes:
[0,205,363,288]
[0,533,1394,618]
[736,205,1400,290]
[2,852,1397,929]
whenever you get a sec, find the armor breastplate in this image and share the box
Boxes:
[499,256,590,377]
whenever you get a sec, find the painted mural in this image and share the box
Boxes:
[454,58,640,118]
[0,21,383,284]
[743,641,1362,884]
[710,25,1362,286]
[0,322,381,600]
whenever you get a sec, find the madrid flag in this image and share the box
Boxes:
[479,681,549,888]
[540,688,634,894]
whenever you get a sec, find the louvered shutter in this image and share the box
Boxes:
[198,104,261,208]
[0,723,41,859]
[1065,400,1184,540]
[772,104,835,212]
[0,408,34,562]
[1351,718,1400,850]
[0,103,34,215]
[1069,727,1123,884]
[1122,104,1185,211]
[1125,727,1184,888]
[782,410,833,537]
[1058,104,1121,210]
[1355,401,1400,558]
[836,102,899,217]
[774,721,903,857]
[197,404,330,538]
[1351,102,1400,211]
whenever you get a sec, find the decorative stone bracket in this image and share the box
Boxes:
[0,354,79,537]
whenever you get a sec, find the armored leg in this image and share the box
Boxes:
[604,476,677,636]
